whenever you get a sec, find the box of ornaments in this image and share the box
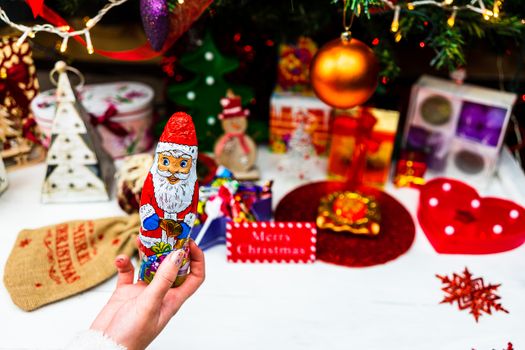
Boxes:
[31,82,154,158]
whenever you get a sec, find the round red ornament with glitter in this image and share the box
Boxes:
[334,195,367,221]
[317,191,381,236]
[275,181,415,267]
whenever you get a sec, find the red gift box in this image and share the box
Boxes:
[327,107,399,186]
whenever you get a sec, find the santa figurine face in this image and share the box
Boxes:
[157,152,193,185]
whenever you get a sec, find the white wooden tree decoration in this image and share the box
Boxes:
[42,61,115,203]
[0,155,6,195]
[0,105,33,167]
[0,108,10,194]
[277,110,319,181]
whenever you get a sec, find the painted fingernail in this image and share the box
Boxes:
[169,249,185,266]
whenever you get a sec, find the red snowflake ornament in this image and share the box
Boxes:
[437,268,509,322]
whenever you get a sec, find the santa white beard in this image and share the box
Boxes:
[151,163,197,214]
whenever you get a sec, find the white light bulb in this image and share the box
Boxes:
[60,36,69,53]
[85,31,94,54]
[205,76,215,86]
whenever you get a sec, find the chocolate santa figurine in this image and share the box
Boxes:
[138,112,199,286]
[214,90,259,180]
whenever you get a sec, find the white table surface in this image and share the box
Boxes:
[1,147,525,350]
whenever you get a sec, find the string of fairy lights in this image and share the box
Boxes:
[379,0,507,42]
[0,0,521,55]
[0,0,131,54]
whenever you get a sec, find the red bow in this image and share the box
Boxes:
[25,0,44,18]
[89,105,129,137]
[343,108,381,187]
[345,109,380,151]
[0,62,30,114]
[217,186,234,218]
[214,185,254,222]
[22,117,41,145]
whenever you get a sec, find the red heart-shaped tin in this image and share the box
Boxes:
[418,178,525,254]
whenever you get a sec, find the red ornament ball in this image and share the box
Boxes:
[310,34,379,109]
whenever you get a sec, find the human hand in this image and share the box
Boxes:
[90,240,205,350]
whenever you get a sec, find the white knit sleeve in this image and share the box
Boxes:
[64,330,127,350]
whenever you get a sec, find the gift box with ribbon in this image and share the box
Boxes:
[190,169,273,251]
[276,37,318,93]
[327,107,399,186]
[31,82,154,158]
[269,92,332,155]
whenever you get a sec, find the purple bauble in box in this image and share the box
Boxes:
[484,107,506,146]
[140,0,169,51]
[407,126,431,151]
[406,126,446,171]
[457,102,506,147]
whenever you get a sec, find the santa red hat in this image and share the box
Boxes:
[218,96,249,120]
[155,112,198,159]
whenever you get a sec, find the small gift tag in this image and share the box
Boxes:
[226,222,316,263]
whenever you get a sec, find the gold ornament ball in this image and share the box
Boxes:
[310,35,379,109]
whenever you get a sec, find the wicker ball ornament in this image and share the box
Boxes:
[310,33,379,109]
[116,154,154,214]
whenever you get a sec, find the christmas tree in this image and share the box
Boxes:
[167,31,253,151]
[42,62,115,203]
[278,112,318,180]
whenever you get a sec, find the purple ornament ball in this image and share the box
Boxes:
[459,102,487,129]
[485,107,506,131]
[140,0,169,51]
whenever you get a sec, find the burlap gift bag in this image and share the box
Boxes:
[4,214,140,311]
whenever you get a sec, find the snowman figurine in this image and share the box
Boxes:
[214,90,259,180]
